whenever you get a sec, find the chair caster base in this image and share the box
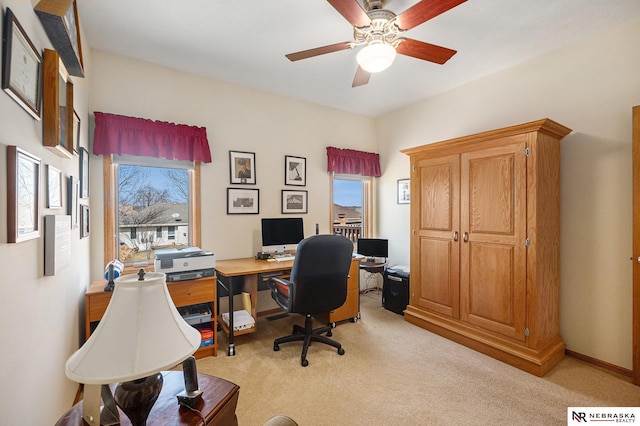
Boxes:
[338,347,345,356]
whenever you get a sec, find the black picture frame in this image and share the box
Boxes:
[2,8,43,119]
[80,204,89,238]
[229,151,256,185]
[34,0,84,77]
[285,155,306,186]
[227,188,259,214]
[67,176,79,229]
[397,178,410,204]
[79,147,89,198]
[282,190,308,214]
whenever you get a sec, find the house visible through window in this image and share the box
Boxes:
[116,163,191,265]
[331,174,372,242]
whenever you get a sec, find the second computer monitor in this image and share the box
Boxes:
[357,238,388,260]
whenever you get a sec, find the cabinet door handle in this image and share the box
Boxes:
[463,232,469,242]
[453,231,458,242]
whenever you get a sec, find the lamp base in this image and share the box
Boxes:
[176,389,203,408]
[114,373,163,426]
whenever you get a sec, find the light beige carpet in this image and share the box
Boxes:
[196,292,640,425]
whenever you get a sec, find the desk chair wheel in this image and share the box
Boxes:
[274,343,280,351]
[301,358,309,367]
[338,347,345,356]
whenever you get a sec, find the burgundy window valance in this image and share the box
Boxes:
[93,112,212,163]
[326,146,381,177]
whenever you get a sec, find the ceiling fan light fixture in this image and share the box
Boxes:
[356,42,396,73]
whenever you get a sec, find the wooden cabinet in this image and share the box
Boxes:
[325,258,361,324]
[86,276,217,358]
[402,119,571,376]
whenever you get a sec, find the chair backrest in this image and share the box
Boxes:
[289,234,354,314]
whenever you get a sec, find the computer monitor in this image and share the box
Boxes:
[261,217,304,254]
[357,238,388,261]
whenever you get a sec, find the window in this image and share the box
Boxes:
[104,156,201,269]
[330,173,372,242]
[168,226,175,240]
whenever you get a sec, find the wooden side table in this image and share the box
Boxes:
[55,371,239,426]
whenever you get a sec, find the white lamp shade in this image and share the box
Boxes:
[66,272,201,384]
[356,43,397,73]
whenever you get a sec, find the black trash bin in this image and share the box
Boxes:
[383,266,410,315]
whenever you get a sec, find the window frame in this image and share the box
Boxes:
[329,172,373,239]
[103,155,201,272]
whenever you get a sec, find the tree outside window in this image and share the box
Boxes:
[117,164,190,264]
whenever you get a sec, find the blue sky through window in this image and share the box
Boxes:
[333,179,362,207]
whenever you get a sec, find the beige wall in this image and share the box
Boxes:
[377,17,640,369]
[0,1,91,424]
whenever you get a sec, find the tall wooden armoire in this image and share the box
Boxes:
[402,119,571,376]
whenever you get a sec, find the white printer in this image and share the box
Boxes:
[154,247,215,282]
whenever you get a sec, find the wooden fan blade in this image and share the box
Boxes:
[286,41,353,61]
[396,38,457,64]
[327,0,371,27]
[352,66,371,87]
[395,0,467,30]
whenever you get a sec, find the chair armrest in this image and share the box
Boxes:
[269,277,293,297]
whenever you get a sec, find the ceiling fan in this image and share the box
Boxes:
[286,0,467,87]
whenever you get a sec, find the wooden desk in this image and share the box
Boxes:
[55,371,239,426]
[85,276,217,358]
[215,256,361,356]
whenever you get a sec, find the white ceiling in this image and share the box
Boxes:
[77,0,640,117]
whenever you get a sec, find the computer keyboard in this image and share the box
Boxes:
[273,255,295,262]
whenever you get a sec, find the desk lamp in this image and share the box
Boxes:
[65,270,201,426]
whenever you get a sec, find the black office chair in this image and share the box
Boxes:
[267,234,354,366]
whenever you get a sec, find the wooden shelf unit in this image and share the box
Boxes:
[85,276,217,358]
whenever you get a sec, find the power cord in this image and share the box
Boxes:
[178,401,207,425]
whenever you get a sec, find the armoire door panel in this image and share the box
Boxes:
[417,237,460,317]
[460,142,527,341]
[463,242,525,340]
[466,153,516,235]
[418,158,457,232]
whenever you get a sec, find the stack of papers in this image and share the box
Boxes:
[222,310,255,331]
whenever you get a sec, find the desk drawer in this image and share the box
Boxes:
[168,278,215,307]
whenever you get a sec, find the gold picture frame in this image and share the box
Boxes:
[43,49,74,158]
[34,0,84,77]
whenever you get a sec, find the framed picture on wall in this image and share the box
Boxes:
[282,190,308,214]
[47,164,63,208]
[229,151,256,185]
[285,155,306,186]
[80,204,89,238]
[67,176,79,228]
[2,8,43,120]
[34,0,84,77]
[7,146,41,243]
[79,147,89,198]
[397,178,410,204]
[227,188,259,214]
